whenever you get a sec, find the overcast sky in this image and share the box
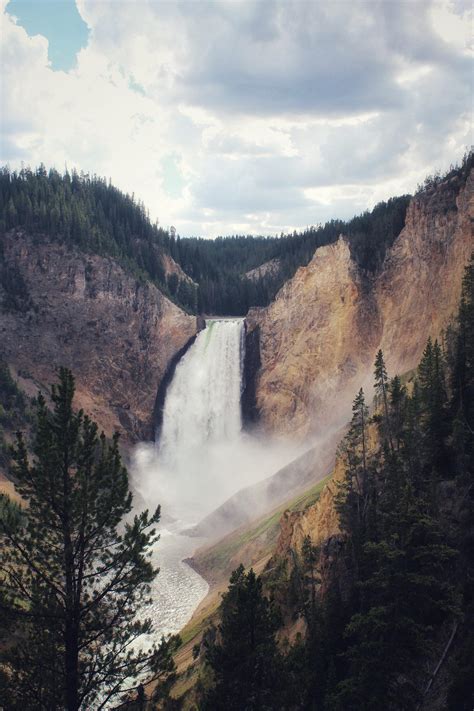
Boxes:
[0,0,472,237]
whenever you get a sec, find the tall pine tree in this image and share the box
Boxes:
[0,369,178,710]
[202,565,283,711]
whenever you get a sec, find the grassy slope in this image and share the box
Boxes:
[170,474,331,695]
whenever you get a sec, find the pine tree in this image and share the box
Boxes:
[202,565,283,711]
[417,338,451,478]
[0,368,178,710]
[374,349,394,452]
[335,388,370,559]
[389,374,407,451]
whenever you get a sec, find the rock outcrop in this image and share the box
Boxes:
[0,232,198,443]
[273,455,345,562]
[246,238,379,437]
[162,252,197,286]
[377,173,473,374]
[246,169,474,439]
[245,258,281,282]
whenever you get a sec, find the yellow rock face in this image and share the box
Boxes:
[377,171,474,375]
[274,456,345,560]
[247,237,380,438]
[247,169,474,440]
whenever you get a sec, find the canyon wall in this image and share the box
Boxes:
[0,232,198,443]
[246,169,474,439]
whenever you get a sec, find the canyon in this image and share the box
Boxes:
[1,167,472,556]
[2,169,471,460]
[0,164,473,708]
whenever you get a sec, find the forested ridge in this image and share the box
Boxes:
[0,164,409,315]
[2,155,471,316]
[170,195,410,315]
[0,165,196,307]
[192,255,474,710]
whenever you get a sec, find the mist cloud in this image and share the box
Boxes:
[130,433,302,528]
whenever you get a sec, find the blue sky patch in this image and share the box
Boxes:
[129,76,146,96]
[7,0,89,71]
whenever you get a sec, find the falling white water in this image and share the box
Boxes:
[159,319,245,465]
[131,320,246,641]
[131,318,300,642]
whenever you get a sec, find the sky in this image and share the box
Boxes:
[0,0,472,238]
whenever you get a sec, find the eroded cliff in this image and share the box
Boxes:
[0,231,198,443]
[273,457,344,562]
[246,238,379,437]
[246,169,473,439]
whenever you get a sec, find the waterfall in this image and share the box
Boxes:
[132,320,246,645]
[139,316,295,522]
[130,316,299,642]
[158,318,245,471]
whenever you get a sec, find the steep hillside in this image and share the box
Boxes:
[246,166,473,438]
[188,475,331,590]
[0,231,198,444]
[257,310,474,711]
[169,475,331,690]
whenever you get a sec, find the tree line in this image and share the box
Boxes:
[167,194,410,315]
[1,154,472,317]
[0,163,436,317]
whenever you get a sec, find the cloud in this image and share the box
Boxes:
[0,0,472,238]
